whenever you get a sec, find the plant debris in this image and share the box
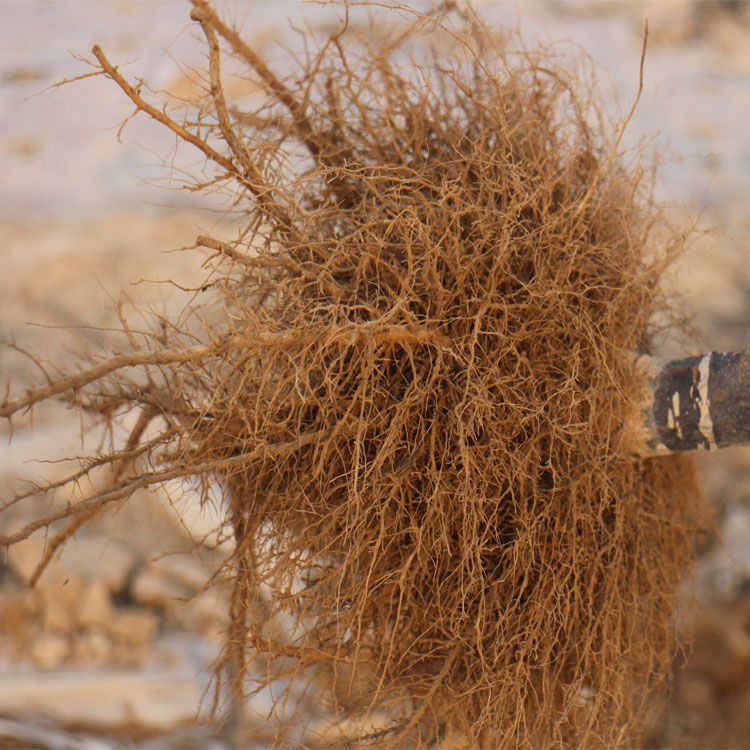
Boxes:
[0,2,708,746]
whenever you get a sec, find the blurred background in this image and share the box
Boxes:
[0,1,749,747]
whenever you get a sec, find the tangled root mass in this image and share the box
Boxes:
[1,3,705,747]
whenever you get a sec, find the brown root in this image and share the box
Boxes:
[1,3,708,747]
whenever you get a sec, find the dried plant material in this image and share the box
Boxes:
[1,2,708,747]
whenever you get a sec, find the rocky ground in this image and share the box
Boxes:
[1,1,750,748]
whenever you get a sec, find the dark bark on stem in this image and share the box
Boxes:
[636,349,750,456]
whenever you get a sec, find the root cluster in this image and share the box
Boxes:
[1,2,705,747]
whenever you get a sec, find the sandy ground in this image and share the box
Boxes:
[1,1,750,748]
